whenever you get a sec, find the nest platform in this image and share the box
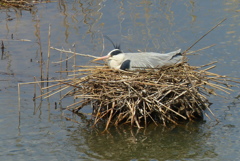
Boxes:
[38,61,237,130]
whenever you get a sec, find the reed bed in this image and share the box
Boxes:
[0,0,45,10]
[1,0,32,10]
[36,60,237,130]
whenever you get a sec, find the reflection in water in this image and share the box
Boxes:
[58,0,104,44]
[0,1,40,76]
[101,0,199,54]
[58,0,70,43]
[119,1,177,51]
[1,41,5,60]
[68,122,217,160]
[185,0,197,22]
[54,0,198,55]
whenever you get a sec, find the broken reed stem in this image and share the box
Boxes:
[18,83,21,114]
[73,44,76,79]
[46,24,51,85]
[33,16,44,82]
[33,76,43,98]
[185,44,216,55]
[183,18,227,54]
[33,77,36,100]
[66,53,68,75]
[50,47,98,59]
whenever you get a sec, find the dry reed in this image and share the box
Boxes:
[0,0,34,10]
[0,0,51,10]
[36,60,238,130]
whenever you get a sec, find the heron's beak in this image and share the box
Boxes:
[92,55,110,61]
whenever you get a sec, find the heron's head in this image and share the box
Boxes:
[92,49,125,68]
[92,36,125,69]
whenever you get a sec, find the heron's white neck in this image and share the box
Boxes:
[108,53,125,69]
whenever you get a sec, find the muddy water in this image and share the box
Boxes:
[0,0,240,160]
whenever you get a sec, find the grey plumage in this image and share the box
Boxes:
[93,36,183,70]
[93,49,183,70]
[118,49,182,70]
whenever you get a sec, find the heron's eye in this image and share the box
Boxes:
[110,50,122,57]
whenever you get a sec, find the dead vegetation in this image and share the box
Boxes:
[0,0,49,10]
[0,0,33,10]
[34,60,238,130]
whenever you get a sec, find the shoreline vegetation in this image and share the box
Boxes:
[0,0,50,11]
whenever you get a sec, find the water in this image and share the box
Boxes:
[0,0,240,160]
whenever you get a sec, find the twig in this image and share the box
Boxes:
[50,47,98,58]
[183,18,227,55]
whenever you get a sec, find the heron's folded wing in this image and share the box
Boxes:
[124,49,182,69]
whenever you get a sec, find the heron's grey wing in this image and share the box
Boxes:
[155,49,182,66]
[122,53,153,70]
[124,49,182,70]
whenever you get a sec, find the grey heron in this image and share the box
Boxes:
[93,37,183,70]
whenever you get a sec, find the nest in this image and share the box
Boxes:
[38,61,236,130]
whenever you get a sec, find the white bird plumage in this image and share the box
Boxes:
[93,48,183,70]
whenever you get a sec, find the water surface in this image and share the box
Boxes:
[0,0,240,160]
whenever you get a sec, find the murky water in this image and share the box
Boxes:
[1,0,240,160]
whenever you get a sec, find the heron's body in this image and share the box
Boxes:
[93,36,183,70]
[107,49,182,70]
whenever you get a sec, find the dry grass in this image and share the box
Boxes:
[0,0,33,10]
[35,60,239,130]
[0,0,49,10]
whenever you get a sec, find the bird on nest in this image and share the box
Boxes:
[93,36,183,70]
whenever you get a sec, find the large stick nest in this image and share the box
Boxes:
[41,61,236,129]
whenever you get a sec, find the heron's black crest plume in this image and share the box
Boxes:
[104,35,121,50]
